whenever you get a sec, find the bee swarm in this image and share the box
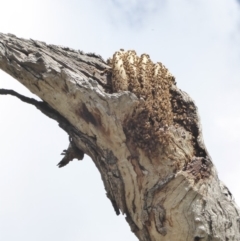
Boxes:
[108,50,176,155]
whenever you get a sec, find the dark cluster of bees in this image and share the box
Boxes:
[184,156,212,182]
[108,50,176,155]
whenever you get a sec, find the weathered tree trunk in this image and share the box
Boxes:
[0,33,239,241]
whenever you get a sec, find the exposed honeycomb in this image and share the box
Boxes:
[108,50,176,155]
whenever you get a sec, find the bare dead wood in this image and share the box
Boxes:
[0,33,240,241]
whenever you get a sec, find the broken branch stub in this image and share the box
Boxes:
[0,33,239,241]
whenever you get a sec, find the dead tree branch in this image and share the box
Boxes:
[0,33,239,241]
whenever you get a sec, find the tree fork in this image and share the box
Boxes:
[0,33,239,241]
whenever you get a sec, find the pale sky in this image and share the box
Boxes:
[0,1,240,240]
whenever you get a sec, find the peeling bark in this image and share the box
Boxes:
[0,33,240,241]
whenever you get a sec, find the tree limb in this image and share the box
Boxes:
[1,32,239,241]
[0,88,85,167]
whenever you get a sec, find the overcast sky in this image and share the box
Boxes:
[0,1,240,240]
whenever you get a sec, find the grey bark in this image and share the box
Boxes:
[0,33,239,241]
